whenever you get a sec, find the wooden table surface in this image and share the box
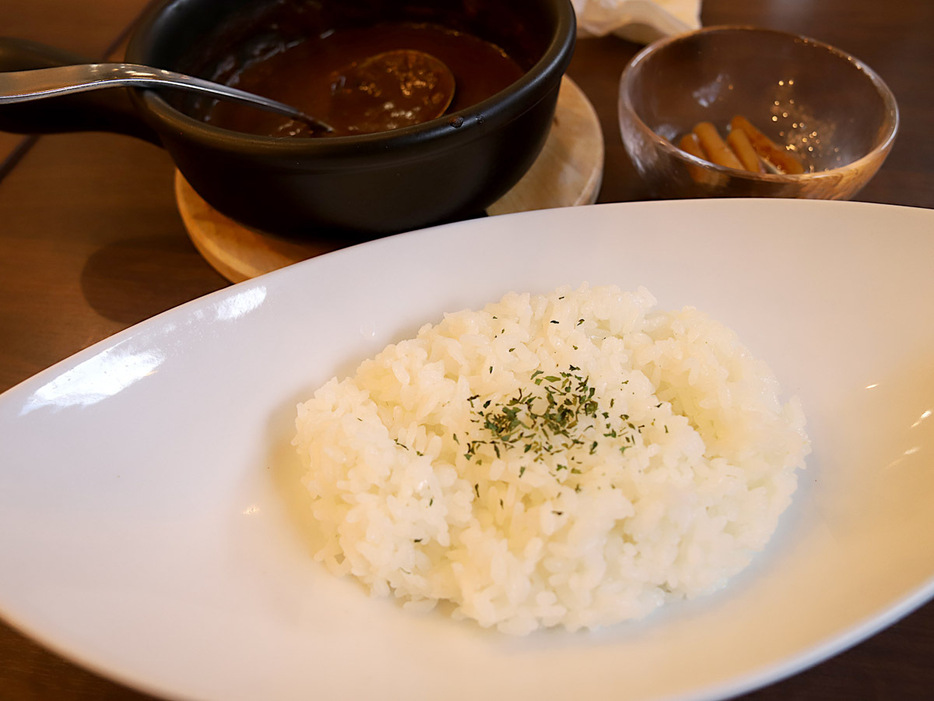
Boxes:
[1,0,932,698]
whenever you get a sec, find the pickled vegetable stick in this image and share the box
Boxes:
[679,132,707,160]
[726,127,765,172]
[692,121,744,169]
[679,133,722,186]
[730,115,805,174]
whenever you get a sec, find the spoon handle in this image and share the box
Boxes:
[0,63,332,132]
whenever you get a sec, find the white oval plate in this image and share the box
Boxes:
[1,199,933,701]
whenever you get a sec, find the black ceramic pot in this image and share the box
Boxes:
[0,0,576,239]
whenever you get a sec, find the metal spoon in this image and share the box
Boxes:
[327,49,456,134]
[268,49,457,138]
[0,62,336,134]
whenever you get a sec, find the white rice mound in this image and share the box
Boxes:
[293,284,810,634]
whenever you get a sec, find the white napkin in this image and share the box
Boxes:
[572,0,701,44]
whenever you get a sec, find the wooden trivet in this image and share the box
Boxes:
[176,76,604,283]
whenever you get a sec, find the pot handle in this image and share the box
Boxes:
[0,37,161,145]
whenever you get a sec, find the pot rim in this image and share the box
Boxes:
[126,0,576,158]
